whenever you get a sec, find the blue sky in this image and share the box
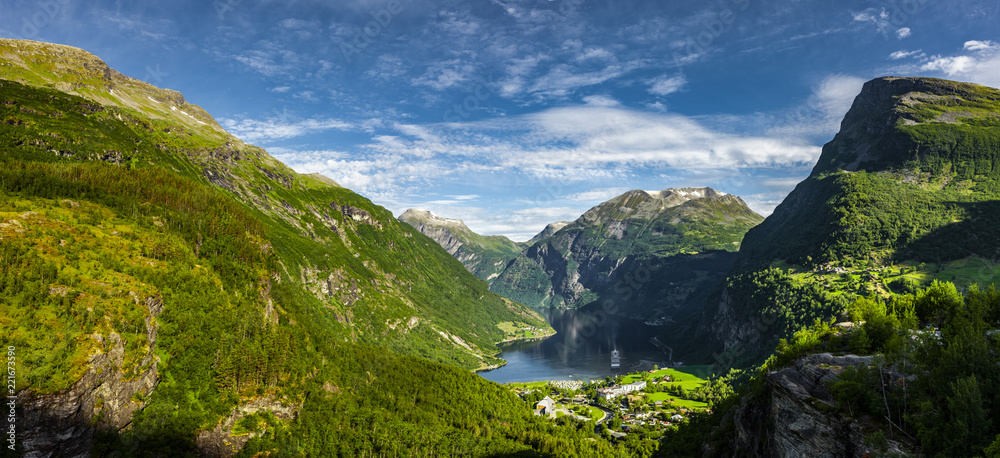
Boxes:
[3,0,999,241]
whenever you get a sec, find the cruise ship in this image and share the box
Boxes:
[611,349,621,370]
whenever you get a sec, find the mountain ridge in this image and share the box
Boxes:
[398,208,526,282]
[490,186,763,318]
[0,39,605,456]
[690,76,1000,368]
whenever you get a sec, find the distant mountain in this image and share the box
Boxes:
[399,209,525,282]
[527,221,572,245]
[689,77,1000,368]
[490,188,764,323]
[0,39,612,456]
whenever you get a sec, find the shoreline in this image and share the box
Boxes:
[472,328,557,373]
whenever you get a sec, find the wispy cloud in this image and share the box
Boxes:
[220,116,357,142]
[563,187,632,202]
[890,40,1000,88]
[889,49,925,60]
[648,75,687,96]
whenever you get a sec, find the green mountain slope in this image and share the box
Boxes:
[0,40,639,457]
[398,209,526,282]
[490,188,764,324]
[694,77,1000,368]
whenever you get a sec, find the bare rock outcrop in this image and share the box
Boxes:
[19,296,163,458]
[731,353,884,458]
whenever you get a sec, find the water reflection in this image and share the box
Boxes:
[479,308,668,384]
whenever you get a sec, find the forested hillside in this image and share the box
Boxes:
[490,188,763,332]
[0,40,649,457]
[398,208,526,282]
[690,77,1000,368]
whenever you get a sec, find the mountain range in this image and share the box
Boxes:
[7,36,1000,457]
[693,76,1000,367]
[403,187,765,360]
[0,39,630,456]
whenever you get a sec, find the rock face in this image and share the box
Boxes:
[399,209,525,282]
[732,353,873,458]
[196,397,300,457]
[490,187,762,315]
[697,77,1000,367]
[526,221,571,245]
[19,296,163,458]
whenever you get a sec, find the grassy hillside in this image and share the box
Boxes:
[0,40,646,456]
[0,48,551,370]
[694,77,1000,368]
[399,208,526,283]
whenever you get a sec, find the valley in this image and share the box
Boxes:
[4,36,1000,457]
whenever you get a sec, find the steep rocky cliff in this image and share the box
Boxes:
[398,209,525,282]
[20,297,162,457]
[696,77,1000,368]
[490,188,763,320]
[0,39,554,456]
[526,221,571,245]
[724,353,910,457]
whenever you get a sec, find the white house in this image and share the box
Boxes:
[534,396,555,416]
[597,380,648,401]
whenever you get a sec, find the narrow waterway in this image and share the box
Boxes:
[479,308,669,384]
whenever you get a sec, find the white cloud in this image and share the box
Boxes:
[365,55,409,81]
[527,61,644,97]
[764,74,865,140]
[965,40,999,52]
[889,40,1000,99]
[277,19,318,30]
[292,91,320,103]
[230,42,301,77]
[220,116,356,142]
[563,187,631,202]
[269,86,292,93]
[574,47,614,62]
[759,177,803,190]
[921,55,977,76]
[851,8,892,36]
[582,95,621,107]
[648,75,687,96]
[889,50,924,60]
[896,27,911,39]
[412,59,476,90]
[813,74,866,120]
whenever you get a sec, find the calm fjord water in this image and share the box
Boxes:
[479,309,668,384]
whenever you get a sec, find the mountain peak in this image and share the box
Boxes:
[579,186,737,224]
[399,209,469,229]
[527,221,572,245]
[398,209,523,281]
[0,39,229,140]
[648,187,728,200]
[814,76,1000,175]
